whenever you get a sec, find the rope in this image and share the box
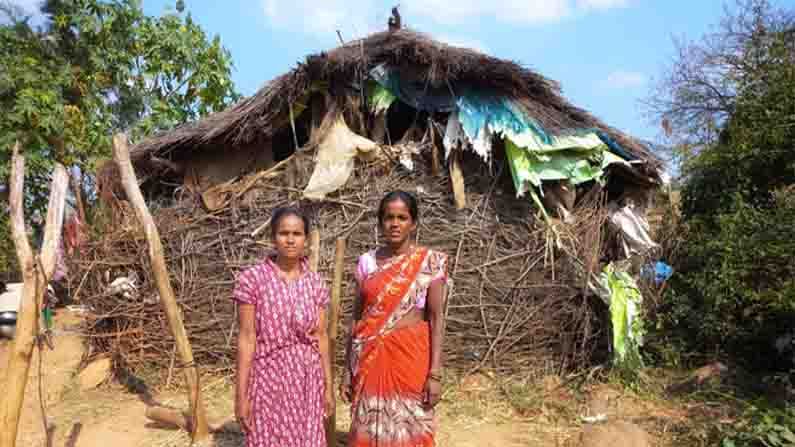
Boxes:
[173,360,197,370]
[33,255,54,447]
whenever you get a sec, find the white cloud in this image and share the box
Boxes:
[576,0,632,10]
[262,0,381,41]
[435,35,489,54]
[403,0,572,26]
[262,0,635,39]
[6,0,41,13]
[602,70,647,88]
[3,0,47,26]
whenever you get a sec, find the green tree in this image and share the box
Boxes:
[0,0,239,273]
[0,0,239,210]
[654,25,795,367]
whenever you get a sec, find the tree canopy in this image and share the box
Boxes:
[0,0,239,274]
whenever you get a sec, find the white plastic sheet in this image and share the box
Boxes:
[303,115,378,200]
[608,202,659,258]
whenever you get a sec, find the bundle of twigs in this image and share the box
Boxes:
[71,149,610,384]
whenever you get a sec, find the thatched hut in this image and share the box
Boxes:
[81,27,663,382]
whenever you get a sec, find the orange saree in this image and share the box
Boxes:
[348,247,447,447]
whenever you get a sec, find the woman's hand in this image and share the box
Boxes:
[325,386,336,417]
[235,396,252,433]
[339,372,352,403]
[423,378,442,409]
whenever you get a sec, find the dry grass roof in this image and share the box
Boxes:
[120,29,662,182]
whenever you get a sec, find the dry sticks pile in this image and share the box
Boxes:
[72,152,609,384]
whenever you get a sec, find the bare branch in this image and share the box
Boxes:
[643,0,795,152]
[40,164,69,279]
[8,142,33,271]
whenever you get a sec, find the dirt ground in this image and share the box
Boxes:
[1,309,718,447]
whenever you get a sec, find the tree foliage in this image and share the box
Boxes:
[0,0,238,204]
[654,13,795,368]
[0,0,239,273]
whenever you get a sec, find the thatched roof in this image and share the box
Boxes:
[117,29,662,184]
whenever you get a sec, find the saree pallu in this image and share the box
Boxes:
[349,247,447,447]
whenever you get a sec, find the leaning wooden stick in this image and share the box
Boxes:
[112,134,210,442]
[0,143,68,447]
[144,406,241,434]
[326,237,347,447]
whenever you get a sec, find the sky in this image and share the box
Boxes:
[7,0,792,147]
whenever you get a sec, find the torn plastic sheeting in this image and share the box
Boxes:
[456,95,549,162]
[442,112,468,159]
[594,263,645,370]
[368,69,636,165]
[594,130,637,161]
[453,95,551,163]
[367,81,397,114]
[505,139,611,197]
[453,95,618,160]
[370,64,457,112]
[641,261,673,285]
[303,115,378,200]
[608,203,659,259]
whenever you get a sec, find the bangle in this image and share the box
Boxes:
[428,371,443,382]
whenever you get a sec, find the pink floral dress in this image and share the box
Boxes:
[233,256,329,447]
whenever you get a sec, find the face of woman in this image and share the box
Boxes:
[273,215,306,260]
[380,199,416,247]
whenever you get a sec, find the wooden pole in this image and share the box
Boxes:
[70,171,87,225]
[112,134,209,442]
[429,118,440,176]
[309,229,321,272]
[449,148,467,210]
[1,143,68,447]
[325,238,346,447]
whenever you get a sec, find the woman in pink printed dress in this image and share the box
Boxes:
[233,207,334,447]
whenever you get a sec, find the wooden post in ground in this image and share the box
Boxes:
[429,118,441,176]
[309,229,321,272]
[326,238,346,447]
[449,148,467,210]
[112,133,209,442]
[1,143,68,447]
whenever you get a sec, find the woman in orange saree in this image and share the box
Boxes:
[341,191,448,447]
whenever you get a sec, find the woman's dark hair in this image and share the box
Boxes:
[270,207,310,238]
[378,190,419,224]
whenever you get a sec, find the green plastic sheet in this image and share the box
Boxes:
[598,263,645,370]
[506,140,610,197]
[367,81,397,114]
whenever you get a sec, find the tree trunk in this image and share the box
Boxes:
[0,143,68,447]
